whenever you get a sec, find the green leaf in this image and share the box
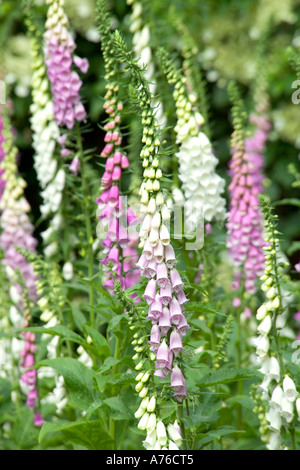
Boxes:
[274,198,300,208]
[185,302,226,317]
[35,358,98,411]
[23,325,88,348]
[197,367,258,388]
[81,278,115,301]
[287,241,300,256]
[39,420,114,450]
[82,324,111,357]
[12,406,39,449]
[102,396,134,421]
[196,426,244,448]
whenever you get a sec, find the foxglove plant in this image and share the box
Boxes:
[44,0,88,132]
[227,82,266,295]
[24,14,67,265]
[0,104,43,426]
[254,195,298,450]
[112,28,190,450]
[159,49,226,234]
[96,0,139,294]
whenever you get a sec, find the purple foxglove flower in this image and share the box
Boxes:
[34,412,44,427]
[156,263,169,288]
[159,282,172,306]
[143,238,154,261]
[136,254,149,271]
[96,188,110,209]
[121,154,129,169]
[107,246,119,268]
[108,185,119,207]
[101,170,113,188]
[74,56,89,74]
[156,340,170,368]
[170,364,185,390]
[165,244,176,268]
[101,142,114,157]
[153,240,164,264]
[107,217,119,241]
[158,307,171,336]
[149,324,161,350]
[176,289,189,305]
[118,224,129,249]
[112,165,122,182]
[69,155,80,175]
[26,388,38,410]
[170,268,183,293]
[173,380,187,401]
[169,330,183,356]
[105,157,114,172]
[113,151,122,164]
[177,315,190,336]
[154,365,168,379]
[170,297,183,325]
[143,279,157,304]
[149,297,163,320]
[144,258,157,278]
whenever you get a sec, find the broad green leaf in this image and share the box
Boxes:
[185,302,226,317]
[197,367,258,388]
[12,406,39,449]
[103,396,134,420]
[22,325,88,348]
[196,426,244,448]
[274,198,300,208]
[39,419,114,450]
[82,324,111,357]
[36,358,98,411]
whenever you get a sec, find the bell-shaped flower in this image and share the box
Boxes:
[156,263,169,289]
[283,375,298,402]
[281,396,294,423]
[156,420,167,446]
[169,330,183,356]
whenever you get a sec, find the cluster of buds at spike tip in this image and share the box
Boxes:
[161,53,226,233]
[0,105,43,426]
[254,198,299,450]
[96,15,139,294]
[44,0,88,131]
[226,86,267,296]
[127,0,164,126]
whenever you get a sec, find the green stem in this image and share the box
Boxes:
[109,336,121,448]
[289,428,296,450]
[176,400,187,450]
[75,122,95,328]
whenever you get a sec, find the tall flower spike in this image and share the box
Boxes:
[96,0,139,294]
[158,48,226,234]
[112,28,190,449]
[254,195,299,450]
[0,103,43,426]
[226,82,266,295]
[24,10,66,264]
[44,0,88,131]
